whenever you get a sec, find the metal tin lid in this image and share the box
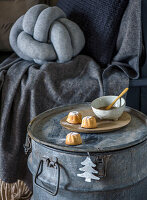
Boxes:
[27,103,147,153]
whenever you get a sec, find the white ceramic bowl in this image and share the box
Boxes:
[91,96,126,120]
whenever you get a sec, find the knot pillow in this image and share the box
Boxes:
[9,4,85,64]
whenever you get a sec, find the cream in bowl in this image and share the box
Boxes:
[91,96,126,120]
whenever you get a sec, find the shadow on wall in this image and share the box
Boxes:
[50,0,58,6]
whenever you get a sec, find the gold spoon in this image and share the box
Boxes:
[105,88,129,110]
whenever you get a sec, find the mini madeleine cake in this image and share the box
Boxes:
[81,116,97,129]
[65,132,82,145]
[66,111,82,124]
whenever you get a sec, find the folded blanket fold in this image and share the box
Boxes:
[103,0,142,95]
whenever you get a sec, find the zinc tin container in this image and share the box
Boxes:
[26,103,147,200]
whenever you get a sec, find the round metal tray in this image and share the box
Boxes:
[28,103,147,153]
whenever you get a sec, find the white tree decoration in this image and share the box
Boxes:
[77,157,100,182]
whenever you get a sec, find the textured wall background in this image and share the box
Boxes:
[0,0,50,51]
[50,0,58,6]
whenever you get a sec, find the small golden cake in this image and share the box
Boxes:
[65,132,82,145]
[81,116,97,129]
[66,111,82,124]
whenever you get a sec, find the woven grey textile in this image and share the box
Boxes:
[57,0,129,66]
[0,0,141,190]
[103,0,142,95]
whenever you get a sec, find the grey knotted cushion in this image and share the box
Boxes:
[9,4,85,64]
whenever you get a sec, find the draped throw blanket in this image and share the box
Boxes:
[103,0,142,95]
[9,4,85,65]
[0,0,142,197]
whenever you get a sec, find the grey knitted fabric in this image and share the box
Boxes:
[9,4,85,65]
[103,0,142,95]
[0,0,142,190]
[57,0,129,66]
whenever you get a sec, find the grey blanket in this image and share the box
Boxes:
[0,0,141,190]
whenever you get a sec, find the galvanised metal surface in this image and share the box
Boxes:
[27,103,147,200]
[27,104,147,152]
[31,177,147,200]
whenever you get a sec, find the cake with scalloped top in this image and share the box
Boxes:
[65,132,82,145]
[66,111,82,124]
[81,116,97,129]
